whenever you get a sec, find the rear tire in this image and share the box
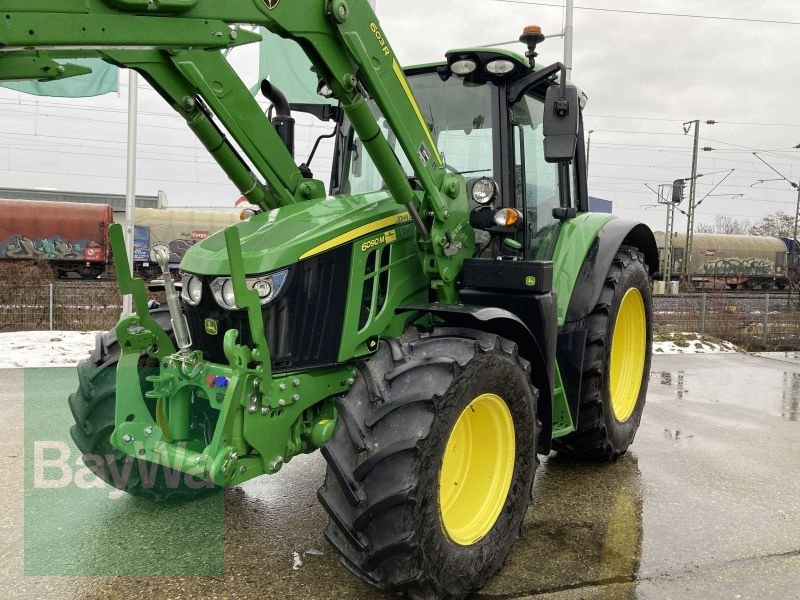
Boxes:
[554,245,652,461]
[318,327,539,599]
[68,308,218,500]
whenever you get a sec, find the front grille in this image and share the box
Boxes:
[184,245,352,373]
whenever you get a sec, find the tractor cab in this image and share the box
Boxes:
[333,44,588,264]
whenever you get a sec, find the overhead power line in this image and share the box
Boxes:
[586,113,800,127]
[489,0,800,26]
[588,129,688,137]
[700,136,800,159]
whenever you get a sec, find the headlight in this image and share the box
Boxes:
[222,279,236,308]
[210,277,236,309]
[249,269,289,305]
[210,269,289,310]
[252,279,272,300]
[471,177,498,205]
[486,59,515,75]
[181,274,203,306]
[451,58,478,76]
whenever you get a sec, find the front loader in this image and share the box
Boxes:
[1,2,657,597]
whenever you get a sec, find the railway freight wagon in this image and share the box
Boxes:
[132,208,240,279]
[656,231,789,289]
[0,199,112,279]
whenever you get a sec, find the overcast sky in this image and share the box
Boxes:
[1,0,799,234]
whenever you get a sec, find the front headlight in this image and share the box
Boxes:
[181,274,203,306]
[222,279,237,308]
[210,269,289,310]
[471,177,498,205]
[250,270,288,305]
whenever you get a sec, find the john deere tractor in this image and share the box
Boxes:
[2,2,655,597]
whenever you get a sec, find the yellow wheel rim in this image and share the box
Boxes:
[439,393,515,545]
[609,287,647,423]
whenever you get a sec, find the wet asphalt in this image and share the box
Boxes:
[2,352,800,599]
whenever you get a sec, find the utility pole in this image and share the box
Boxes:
[792,181,800,293]
[683,119,699,281]
[586,129,594,176]
[564,0,574,80]
[122,70,138,317]
[659,183,676,287]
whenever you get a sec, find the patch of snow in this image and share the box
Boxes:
[292,551,303,571]
[0,329,741,368]
[653,332,738,355]
[0,331,100,368]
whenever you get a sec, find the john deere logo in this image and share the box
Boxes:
[205,319,219,336]
[525,276,537,287]
[264,0,280,9]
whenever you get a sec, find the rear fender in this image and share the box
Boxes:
[563,219,657,325]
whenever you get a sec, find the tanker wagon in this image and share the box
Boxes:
[655,231,789,290]
[0,199,112,279]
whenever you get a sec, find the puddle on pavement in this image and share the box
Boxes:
[753,351,800,365]
[650,363,800,421]
[483,453,644,598]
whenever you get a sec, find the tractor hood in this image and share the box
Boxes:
[180,190,413,276]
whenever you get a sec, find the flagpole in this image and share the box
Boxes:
[122,69,138,316]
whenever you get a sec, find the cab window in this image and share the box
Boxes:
[513,94,560,259]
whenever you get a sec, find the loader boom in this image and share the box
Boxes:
[0,0,473,299]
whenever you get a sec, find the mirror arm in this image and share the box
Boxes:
[553,64,571,119]
[508,62,563,105]
[558,162,571,209]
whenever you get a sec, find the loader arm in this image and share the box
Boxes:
[0,0,473,299]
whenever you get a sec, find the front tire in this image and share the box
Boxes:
[554,245,652,461]
[318,327,539,599]
[68,309,217,500]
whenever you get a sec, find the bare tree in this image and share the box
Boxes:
[695,215,751,235]
[713,215,751,235]
[750,211,795,238]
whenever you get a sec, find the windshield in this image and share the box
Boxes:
[338,72,496,195]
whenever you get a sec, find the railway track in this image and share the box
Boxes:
[667,289,796,298]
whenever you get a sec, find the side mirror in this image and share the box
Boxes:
[543,83,579,163]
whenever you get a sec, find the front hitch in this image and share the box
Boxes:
[105,223,284,486]
[150,243,193,351]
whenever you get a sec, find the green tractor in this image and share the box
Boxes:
[2,3,655,597]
